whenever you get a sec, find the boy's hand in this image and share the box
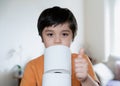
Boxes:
[74,49,88,82]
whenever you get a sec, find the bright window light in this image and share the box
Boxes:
[113,0,120,56]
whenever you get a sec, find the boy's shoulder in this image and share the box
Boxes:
[27,55,44,66]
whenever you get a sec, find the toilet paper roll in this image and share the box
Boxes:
[42,73,71,86]
[44,45,71,74]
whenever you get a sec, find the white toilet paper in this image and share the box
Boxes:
[44,45,71,74]
[42,73,71,86]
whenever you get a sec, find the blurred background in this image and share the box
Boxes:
[0,0,120,86]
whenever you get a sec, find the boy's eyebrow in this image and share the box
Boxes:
[44,29,71,32]
[44,29,54,32]
[62,30,71,32]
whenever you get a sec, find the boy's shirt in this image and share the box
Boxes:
[20,53,99,86]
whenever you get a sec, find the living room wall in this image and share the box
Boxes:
[84,0,110,63]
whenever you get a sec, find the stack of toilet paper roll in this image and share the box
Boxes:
[42,45,71,86]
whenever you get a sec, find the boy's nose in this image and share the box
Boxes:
[54,36,61,44]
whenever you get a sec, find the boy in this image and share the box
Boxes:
[20,6,99,86]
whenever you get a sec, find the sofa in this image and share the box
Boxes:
[93,55,120,86]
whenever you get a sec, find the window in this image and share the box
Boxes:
[112,0,120,56]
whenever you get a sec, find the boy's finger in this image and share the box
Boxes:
[79,48,85,56]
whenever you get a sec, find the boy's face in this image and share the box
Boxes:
[42,23,73,48]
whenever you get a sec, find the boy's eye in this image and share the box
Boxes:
[62,33,69,37]
[46,33,53,37]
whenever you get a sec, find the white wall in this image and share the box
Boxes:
[84,0,104,62]
[0,0,84,71]
[84,0,110,62]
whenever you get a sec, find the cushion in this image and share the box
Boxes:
[94,63,114,86]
